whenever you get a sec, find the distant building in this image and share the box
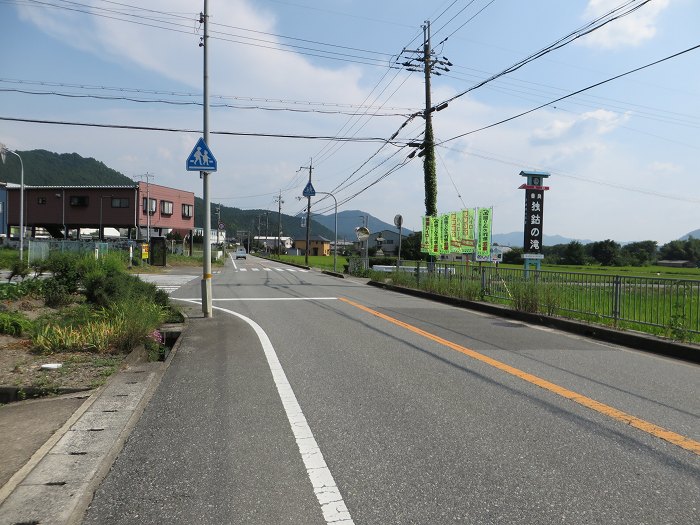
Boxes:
[367,229,404,256]
[254,236,293,250]
[5,182,194,240]
[295,235,331,256]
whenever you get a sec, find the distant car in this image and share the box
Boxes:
[235,247,247,259]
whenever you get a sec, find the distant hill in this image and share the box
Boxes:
[0,149,333,239]
[680,229,700,240]
[492,232,593,247]
[313,209,413,240]
[196,198,334,240]
[0,149,134,186]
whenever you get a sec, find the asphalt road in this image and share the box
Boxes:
[83,255,700,524]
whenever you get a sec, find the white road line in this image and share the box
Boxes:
[240,268,248,272]
[229,253,238,270]
[221,297,337,301]
[176,299,354,525]
[252,268,260,272]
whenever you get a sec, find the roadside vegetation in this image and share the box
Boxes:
[0,249,180,398]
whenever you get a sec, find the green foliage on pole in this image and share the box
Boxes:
[423,120,437,217]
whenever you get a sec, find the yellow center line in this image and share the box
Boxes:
[339,297,700,456]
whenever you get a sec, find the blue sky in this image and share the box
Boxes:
[1,0,698,243]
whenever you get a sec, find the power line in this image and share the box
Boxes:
[436,0,653,108]
[438,42,700,145]
[0,116,402,143]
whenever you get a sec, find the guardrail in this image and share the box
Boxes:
[366,262,700,339]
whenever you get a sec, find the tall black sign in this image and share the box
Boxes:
[524,189,544,254]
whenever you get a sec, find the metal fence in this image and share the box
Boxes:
[370,261,700,337]
[26,239,204,263]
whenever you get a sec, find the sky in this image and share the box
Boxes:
[1,0,698,244]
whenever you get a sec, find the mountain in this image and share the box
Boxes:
[680,229,700,240]
[492,232,593,247]
[0,149,334,239]
[197,198,334,240]
[0,149,134,186]
[313,209,413,240]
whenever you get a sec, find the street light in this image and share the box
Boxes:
[99,195,113,241]
[315,191,338,272]
[0,144,24,261]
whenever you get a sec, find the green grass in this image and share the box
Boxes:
[273,254,348,271]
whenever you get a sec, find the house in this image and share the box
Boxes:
[254,236,293,251]
[5,182,194,240]
[295,235,331,256]
[367,229,404,256]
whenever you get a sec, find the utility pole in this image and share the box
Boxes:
[215,204,221,244]
[422,21,437,217]
[398,20,451,217]
[200,0,212,317]
[275,191,283,257]
[302,159,313,266]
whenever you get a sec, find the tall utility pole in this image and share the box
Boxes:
[215,204,221,244]
[275,191,284,257]
[398,20,451,217]
[422,21,437,217]
[303,159,313,266]
[201,0,212,317]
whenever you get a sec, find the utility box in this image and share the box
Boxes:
[150,236,167,266]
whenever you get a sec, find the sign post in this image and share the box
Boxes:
[519,170,550,274]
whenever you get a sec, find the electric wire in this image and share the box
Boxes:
[438,42,700,145]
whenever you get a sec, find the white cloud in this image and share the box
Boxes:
[530,109,627,145]
[649,161,683,175]
[579,0,670,49]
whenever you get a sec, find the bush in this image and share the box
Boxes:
[45,252,81,293]
[42,278,73,308]
[0,311,33,336]
[8,260,30,282]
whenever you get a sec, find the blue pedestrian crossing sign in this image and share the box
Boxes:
[302,181,316,197]
[186,137,217,172]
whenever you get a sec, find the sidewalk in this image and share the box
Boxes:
[0,326,187,525]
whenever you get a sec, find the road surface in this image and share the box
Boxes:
[83,255,700,524]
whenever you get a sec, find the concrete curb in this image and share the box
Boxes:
[0,316,188,525]
[367,280,700,364]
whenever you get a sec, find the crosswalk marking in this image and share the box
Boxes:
[236,267,309,273]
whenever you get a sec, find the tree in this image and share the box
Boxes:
[659,240,687,261]
[502,247,523,264]
[401,232,423,261]
[561,241,587,265]
[589,239,621,266]
[659,237,700,263]
[620,241,657,266]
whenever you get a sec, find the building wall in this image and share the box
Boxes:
[6,183,195,238]
[137,182,195,236]
[295,239,331,256]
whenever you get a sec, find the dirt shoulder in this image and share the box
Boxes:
[0,298,127,403]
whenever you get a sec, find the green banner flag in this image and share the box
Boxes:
[430,216,440,255]
[462,208,476,253]
[476,207,492,261]
[440,214,450,254]
[420,216,431,253]
[449,212,461,253]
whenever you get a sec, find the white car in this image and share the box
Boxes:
[234,247,247,259]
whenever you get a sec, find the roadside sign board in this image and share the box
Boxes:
[302,181,316,197]
[186,137,217,172]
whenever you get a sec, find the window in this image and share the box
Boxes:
[161,200,173,215]
[37,197,47,205]
[182,204,193,218]
[111,198,129,208]
[142,197,156,215]
[69,196,89,207]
